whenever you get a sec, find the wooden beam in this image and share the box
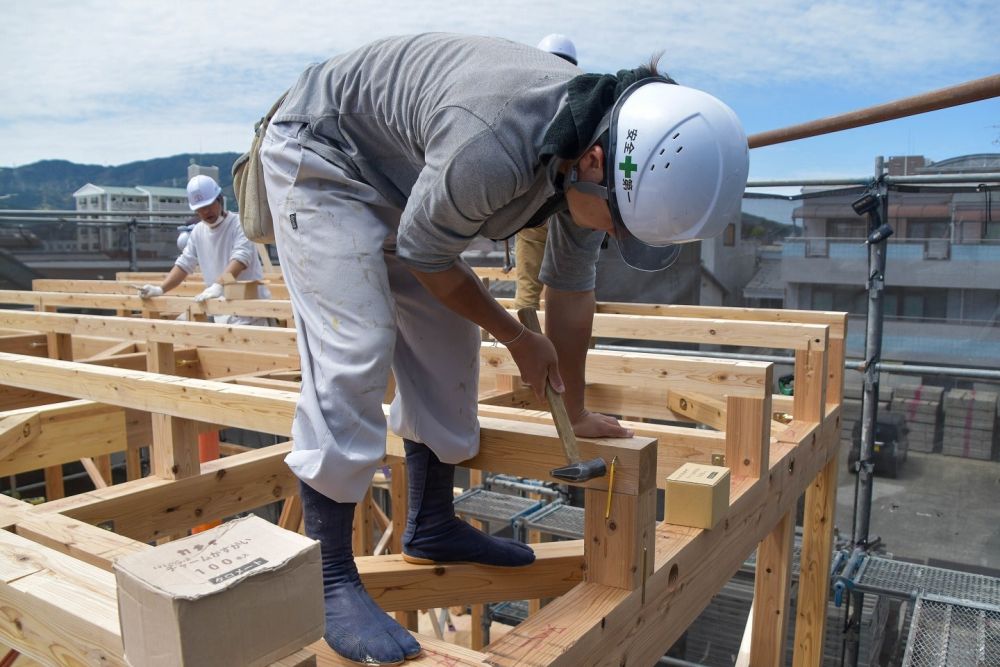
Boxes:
[0,401,127,478]
[481,346,771,399]
[357,542,584,611]
[0,310,299,355]
[39,444,296,543]
[0,530,124,666]
[666,390,726,430]
[12,511,152,571]
[0,352,299,435]
[535,311,828,351]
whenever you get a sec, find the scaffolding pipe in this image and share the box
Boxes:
[747,171,1000,189]
[748,73,1000,148]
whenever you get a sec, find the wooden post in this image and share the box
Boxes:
[146,342,200,480]
[726,391,772,481]
[467,468,487,650]
[792,454,840,667]
[748,510,796,666]
[352,487,375,556]
[42,305,71,501]
[582,438,657,590]
[389,460,419,632]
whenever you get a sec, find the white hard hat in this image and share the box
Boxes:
[568,80,749,271]
[537,34,577,65]
[186,175,222,211]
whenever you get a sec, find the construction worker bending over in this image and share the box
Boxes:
[137,174,271,325]
[514,33,580,310]
[260,33,748,665]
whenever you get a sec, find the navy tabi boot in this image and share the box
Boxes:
[401,440,535,567]
[299,482,421,665]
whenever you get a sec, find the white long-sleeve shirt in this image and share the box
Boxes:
[174,212,271,299]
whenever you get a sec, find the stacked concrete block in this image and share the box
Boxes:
[889,384,943,453]
[841,378,893,449]
[942,388,998,461]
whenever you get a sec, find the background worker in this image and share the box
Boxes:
[138,174,271,325]
[514,33,579,310]
[260,33,748,665]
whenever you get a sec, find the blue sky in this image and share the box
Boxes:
[1,0,997,180]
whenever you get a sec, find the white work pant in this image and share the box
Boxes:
[261,122,481,503]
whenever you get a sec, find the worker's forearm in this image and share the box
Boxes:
[160,266,189,293]
[218,260,248,283]
[543,287,595,419]
[408,263,523,342]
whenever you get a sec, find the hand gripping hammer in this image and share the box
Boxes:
[516,307,607,483]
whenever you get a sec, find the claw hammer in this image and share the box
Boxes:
[516,307,607,483]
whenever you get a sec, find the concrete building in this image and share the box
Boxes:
[779,153,1000,368]
[71,183,190,257]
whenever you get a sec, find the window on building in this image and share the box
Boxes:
[882,287,948,320]
[827,218,865,239]
[908,219,950,239]
[961,290,1000,322]
[812,289,833,311]
[985,219,1000,241]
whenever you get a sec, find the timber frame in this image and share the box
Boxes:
[0,272,845,667]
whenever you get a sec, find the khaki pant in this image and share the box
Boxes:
[513,224,548,310]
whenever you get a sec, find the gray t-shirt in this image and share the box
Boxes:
[275,33,602,291]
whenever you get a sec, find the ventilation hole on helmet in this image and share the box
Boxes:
[650,164,655,171]
[676,146,683,153]
[659,148,666,155]
[673,133,680,139]
[664,162,670,169]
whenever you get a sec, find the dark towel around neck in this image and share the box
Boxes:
[539,66,676,163]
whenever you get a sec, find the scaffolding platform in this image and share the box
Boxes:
[516,501,585,540]
[901,595,1000,666]
[452,487,544,539]
[856,556,1000,605]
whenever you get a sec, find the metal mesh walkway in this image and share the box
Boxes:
[902,596,1000,667]
[857,557,1000,605]
[517,501,584,540]
[452,488,544,535]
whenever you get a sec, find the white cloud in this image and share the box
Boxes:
[1,0,997,167]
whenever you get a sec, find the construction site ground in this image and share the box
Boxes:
[834,445,1000,573]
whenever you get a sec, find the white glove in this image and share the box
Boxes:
[138,284,163,299]
[194,282,225,303]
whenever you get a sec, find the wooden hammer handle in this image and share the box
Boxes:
[516,307,581,463]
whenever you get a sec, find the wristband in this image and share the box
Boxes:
[496,325,527,347]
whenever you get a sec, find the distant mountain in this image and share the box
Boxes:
[0,153,241,210]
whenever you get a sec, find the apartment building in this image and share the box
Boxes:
[780,153,1000,368]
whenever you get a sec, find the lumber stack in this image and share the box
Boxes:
[942,388,999,460]
[890,384,943,453]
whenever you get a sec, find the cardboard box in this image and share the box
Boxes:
[664,463,730,530]
[114,515,324,667]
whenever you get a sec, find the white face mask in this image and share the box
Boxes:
[204,212,226,229]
